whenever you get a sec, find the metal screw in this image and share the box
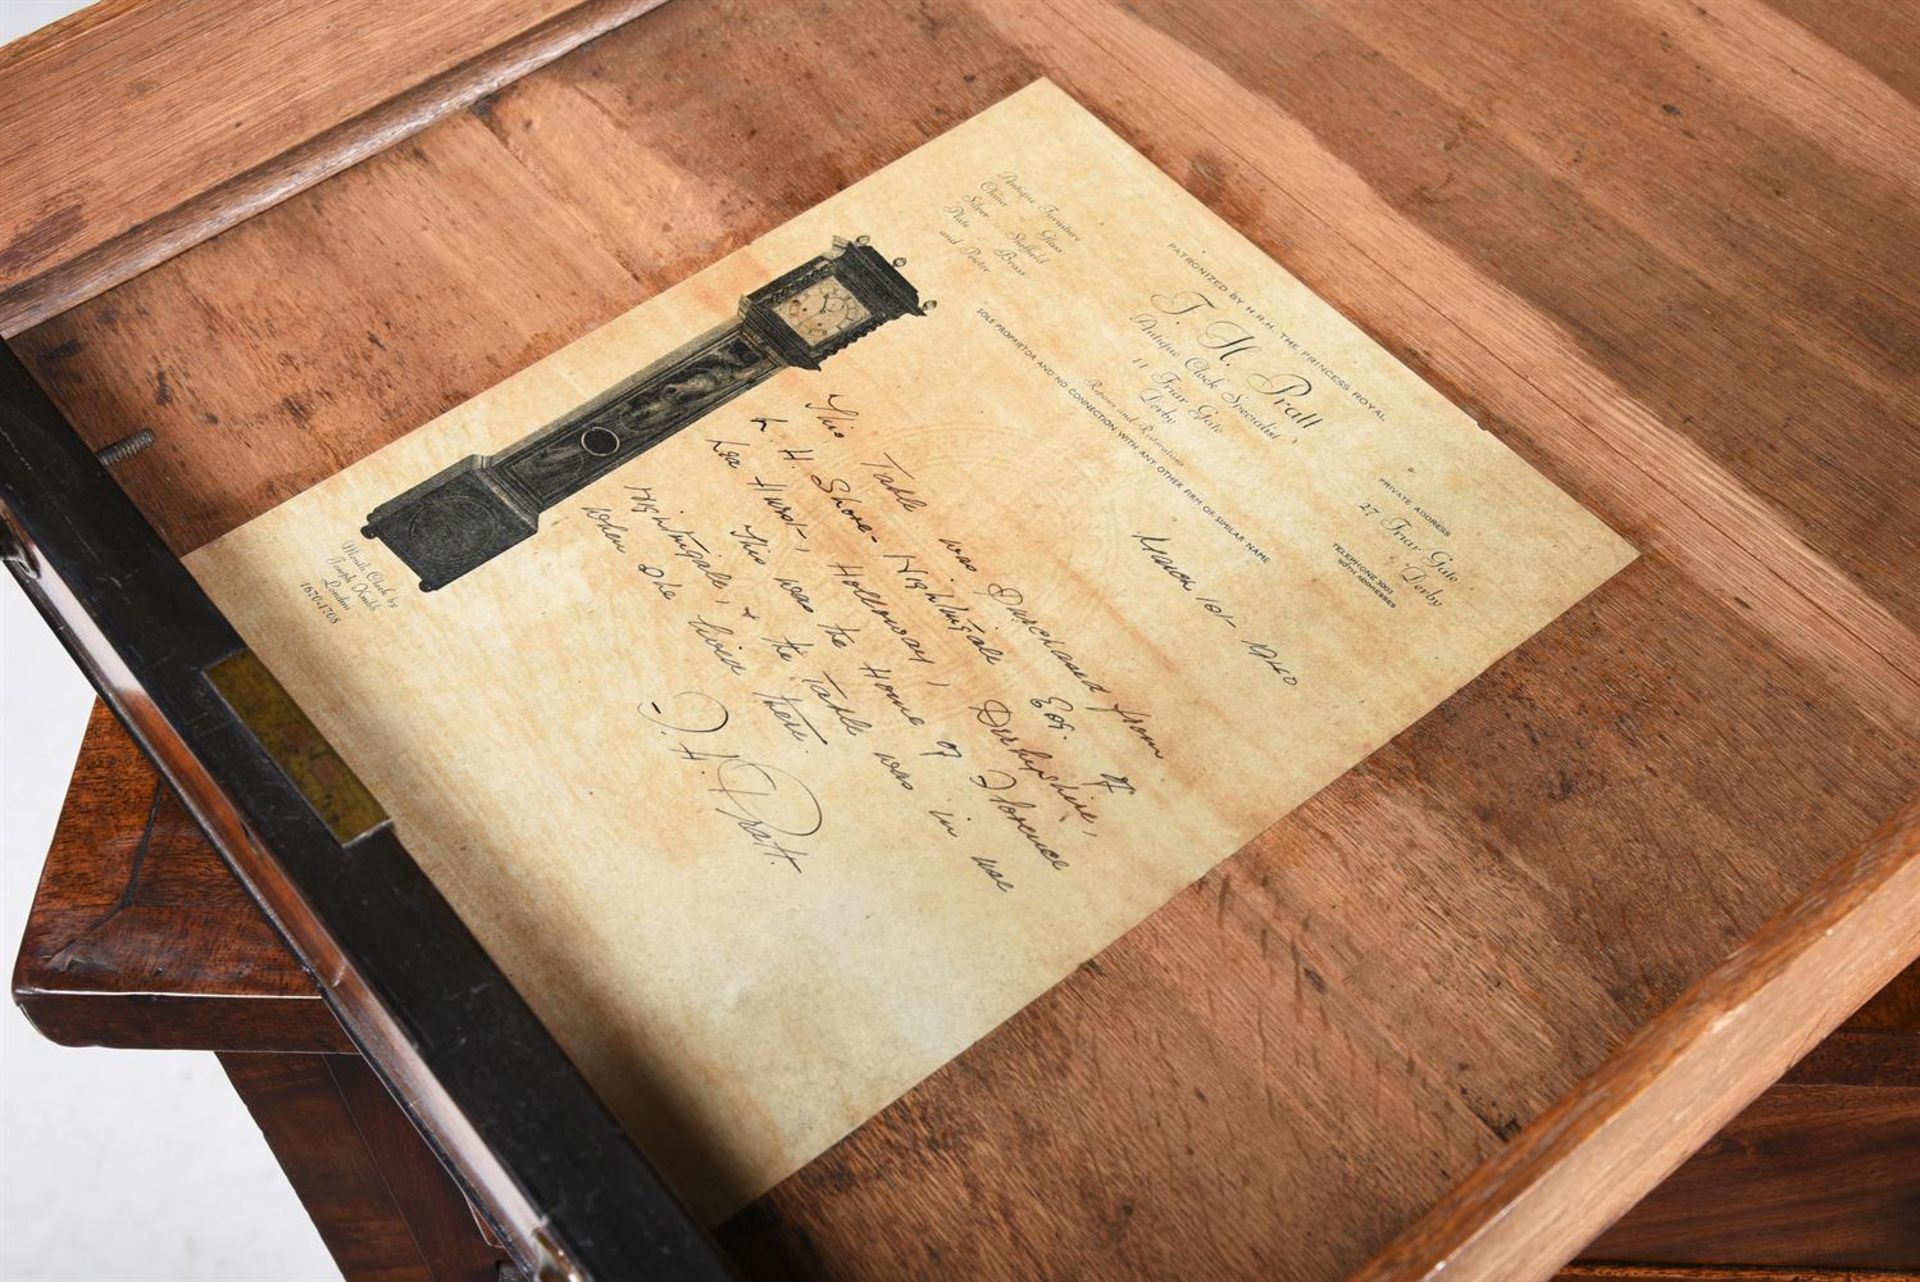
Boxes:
[94,428,155,467]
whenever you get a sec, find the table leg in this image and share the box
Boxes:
[220,1052,508,1282]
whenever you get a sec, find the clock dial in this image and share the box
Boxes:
[774,275,872,345]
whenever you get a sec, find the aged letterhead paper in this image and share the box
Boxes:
[189,80,1635,1218]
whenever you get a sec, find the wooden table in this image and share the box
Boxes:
[3,1,1917,1279]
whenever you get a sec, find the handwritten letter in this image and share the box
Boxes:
[188,82,1634,1218]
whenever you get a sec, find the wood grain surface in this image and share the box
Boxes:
[0,0,669,335]
[1349,799,1920,1282]
[5,1,1918,1280]
[1585,1083,1920,1269]
[12,701,349,1052]
[18,708,1920,1278]
[222,1051,508,1282]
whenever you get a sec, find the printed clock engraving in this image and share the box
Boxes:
[361,239,924,591]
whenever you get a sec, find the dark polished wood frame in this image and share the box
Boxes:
[0,346,734,1279]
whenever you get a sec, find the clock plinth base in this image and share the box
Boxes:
[360,455,538,591]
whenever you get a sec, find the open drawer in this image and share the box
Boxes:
[3,2,1916,1279]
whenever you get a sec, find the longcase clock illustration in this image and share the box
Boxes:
[362,237,929,590]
